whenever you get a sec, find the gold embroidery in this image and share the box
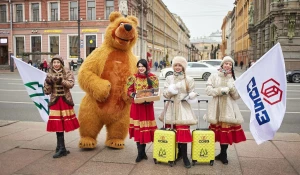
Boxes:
[49,109,75,116]
[130,119,157,127]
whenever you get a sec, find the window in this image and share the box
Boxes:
[86,35,96,57]
[261,30,265,56]
[70,1,77,20]
[31,36,41,63]
[87,1,95,20]
[49,36,59,55]
[106,0,114,19]
[15,37,24,58]
[50,2,58,21]
[204,61,221,66]
[31,3,39,22]
[0,5,6,23]
[69,35,79,58]
[191,63,207,68]
[16,4,23,22]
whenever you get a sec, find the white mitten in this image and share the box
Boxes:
[220,87,230,95]
[227,82,235,92]
[168,84,178,95]
[188,92,198,99]
[187,97,198,104]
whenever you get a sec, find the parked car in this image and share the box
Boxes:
[159,62,218,81]
[286,70,300,83]
[198,59,222,68]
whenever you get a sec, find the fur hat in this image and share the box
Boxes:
[51,55,64,66]
[172,56,187,71]
[221,56,234,66]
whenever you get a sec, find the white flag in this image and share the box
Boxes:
[12,56,49,122]
[234,43,287,144]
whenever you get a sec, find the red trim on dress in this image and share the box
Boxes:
[209,124,246,145]
[165,124,192,143]
[47,97,80,132]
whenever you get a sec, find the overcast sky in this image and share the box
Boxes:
[162,0,235,39]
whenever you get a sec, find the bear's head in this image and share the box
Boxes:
[104,11,138,51]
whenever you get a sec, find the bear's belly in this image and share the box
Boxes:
[97,52,132,114]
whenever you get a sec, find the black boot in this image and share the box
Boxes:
[135,142,143,162]
[181,143,191,168]
[176,143,182,161]
[53,132,69,158]
[217,144,228,165]
[55,132,59,153]
[141,144,148,160]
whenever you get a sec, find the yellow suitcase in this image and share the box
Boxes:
[191,100,215,166]
[153,100,177,167]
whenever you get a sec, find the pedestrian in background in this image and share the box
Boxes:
[27,59,32,65]
[240,60,244,70]
[154,61,158,71]
[204,56,246,165]
[162,56,198,168]
[43,55,80,158]
[127,59,159,163]
[43,59,48,72]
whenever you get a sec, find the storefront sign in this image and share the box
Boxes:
[0,31,10,34]
[82,29,99,33]
[44,30,62,33]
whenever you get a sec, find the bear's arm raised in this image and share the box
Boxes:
[78,57,111,102]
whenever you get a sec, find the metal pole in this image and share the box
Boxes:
[164,10,166,59]
[140,0,143,59]
[77,0,81,61]
[9,0,14,72]
[152,0,154,63]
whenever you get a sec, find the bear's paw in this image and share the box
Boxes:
[105,139,125,149]
[79,137,97,149]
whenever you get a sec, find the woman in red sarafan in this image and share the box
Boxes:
[204,56,246,165]
[43,55,79,158]
[127,59,159,163]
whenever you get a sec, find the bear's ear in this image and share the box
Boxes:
[109,11,122,22]
[127,16,138,26]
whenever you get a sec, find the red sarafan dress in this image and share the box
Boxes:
[127,72,159,144]
[44,68,80,132]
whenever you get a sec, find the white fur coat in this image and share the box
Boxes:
[203,72,244,124]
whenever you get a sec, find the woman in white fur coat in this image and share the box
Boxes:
[204,56,246,165]
[162,56,198,168]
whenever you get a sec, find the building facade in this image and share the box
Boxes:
[191,37,222,60]
[146,0,190,66]
[230,7,236,60]
[221,11,232,58]
[234,0,252,67]
[248,0,300,70]
[0,0,119,67]
[0,0,192,69]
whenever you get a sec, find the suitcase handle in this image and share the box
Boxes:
[163,99,174,129]
[197,100,208,129]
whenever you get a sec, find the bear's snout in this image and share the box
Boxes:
[124,24,132,31]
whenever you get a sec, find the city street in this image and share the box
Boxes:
[0,69,300,175]
[0,69,300,133]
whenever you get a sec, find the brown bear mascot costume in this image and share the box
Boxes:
[77,12,138,149]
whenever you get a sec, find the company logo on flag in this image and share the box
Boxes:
[261,78,283,105]
[12,56,49,122]
[235,43,287,144]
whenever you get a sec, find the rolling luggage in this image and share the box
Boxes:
[191,99,215,166]
[153,99,177,167]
